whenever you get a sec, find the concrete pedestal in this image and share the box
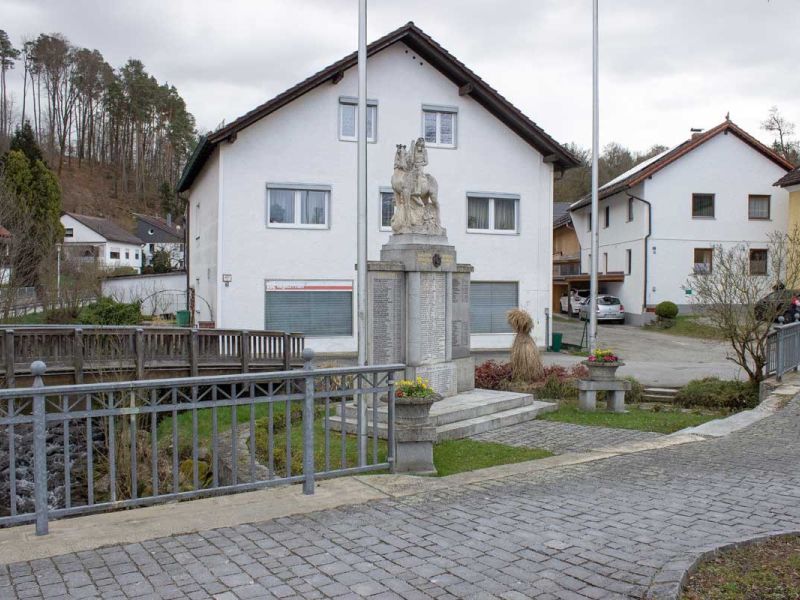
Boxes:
[577,379,632,413]
[394,395,437,474]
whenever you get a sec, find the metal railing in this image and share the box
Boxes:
[0,350,402,535]
[766,315,800,381]
[0,326,305,386]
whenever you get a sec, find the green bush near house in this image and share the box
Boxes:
[655,301,679,319]
[674,377,759,411]
[78,297,143,325]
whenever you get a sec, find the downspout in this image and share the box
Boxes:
[626,192,652,313]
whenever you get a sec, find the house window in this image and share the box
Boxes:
[587,210,592,231]
[467,193,518,233]
[265,280,352,337]
[109,247,121,260]
[692,193,715,218]
[627,198,634,222]
[267,185,330,229]
[603,253,608,273]
[626,249,632,275]
[470,282,518,334]
[135,251,139,260]
[125,249,130,259]
[693,248,713,274]
[64,228,74,238]
[750,249,768,275]
[422,105,457,147]
[338,97,377,142]
[748,195,770,220]
[604,206,610,228]
[379,190,394,231]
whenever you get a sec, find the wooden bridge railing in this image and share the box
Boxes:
[0,326,305,386]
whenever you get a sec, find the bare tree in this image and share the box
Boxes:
[686,229,800,383]
[0,30,20,146]
[762,106,800,165]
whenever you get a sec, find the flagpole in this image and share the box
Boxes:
[589,0,600,352]
[356,0,368,465]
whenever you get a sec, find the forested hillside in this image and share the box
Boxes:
[0,30,196,219]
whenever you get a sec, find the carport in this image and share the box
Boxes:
[562,272,625,314]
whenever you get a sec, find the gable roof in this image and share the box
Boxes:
[775,166,800,188]
[178,22,579,193]
[134,213,182,243]
[64,213,143,245]
[570,120,795,210]
[553,202,572,228]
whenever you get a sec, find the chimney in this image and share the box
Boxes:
[690,128,703,140]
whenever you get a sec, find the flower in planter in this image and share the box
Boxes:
[395,376,436,398]
[587,348,620,363]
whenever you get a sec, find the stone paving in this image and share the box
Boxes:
[3,399,800,599]
[471,420,664,454]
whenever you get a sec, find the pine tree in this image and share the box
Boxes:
[9,120,43,163]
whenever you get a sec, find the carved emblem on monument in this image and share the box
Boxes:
[390,138,444,235]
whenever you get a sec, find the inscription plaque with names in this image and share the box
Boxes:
[451,272,471,359]
[419,272,447,363]
[369,272,404,364]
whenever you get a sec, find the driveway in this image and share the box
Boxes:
[477,317,741,387]
[3,395,799,599]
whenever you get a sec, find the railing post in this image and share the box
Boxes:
[5,329,15,388]
[283,333,291,370]
[135,328,145,380]
[387,369,396,474]
[32,360,49,536]
[73,327,84,384]
[190,328,199,377]
[776,318,785,382]
[302,348,315,495]
[241,330,250,374]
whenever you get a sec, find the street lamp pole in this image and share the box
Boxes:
[588,0,600,352]
[356,0,368,464]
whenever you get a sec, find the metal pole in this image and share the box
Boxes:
[356,0,368,465]
[56,244,61,304]
[32,360,49,535]
[302,348,315,495]
[588,0,600,352]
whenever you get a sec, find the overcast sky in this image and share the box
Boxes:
[2,0,799,152]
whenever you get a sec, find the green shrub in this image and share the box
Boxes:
[622,376,644,404]
[108,266,138,277]
[43,307,81,324]
[78,297,143,325]
[655,301,679,319]
[674,377,759,411]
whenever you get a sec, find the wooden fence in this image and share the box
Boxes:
[0,326,305,387]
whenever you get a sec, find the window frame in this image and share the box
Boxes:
[748,194,771,221]
[691,193,715,219]
[338,97,378,143]
[379,187,394,232]
[421,104,458,148]
[626,249,632,275]
[470,281,519,335]
[693,247,714,274]
[749,248,768,276]
[603,252,608,273]
[465,192,520,235]
[627,197,634,222]
[604,205,610,228]
[64,228,74,238]
[109,247,121,260]
[266,183,331,230]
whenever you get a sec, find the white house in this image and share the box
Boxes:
[134,214,184,269]
[177,22,577,352]
[61,213,144,273]
[569,120,794,324]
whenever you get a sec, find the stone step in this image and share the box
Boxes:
[330,397,558,441]
[642,387,679,403]
[338,389,536,426]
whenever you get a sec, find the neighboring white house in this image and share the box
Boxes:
[569,120,794,324]
[134,214,185,269]
[102,271,187,317]
[61,213,144,273]
[177,22,577,352]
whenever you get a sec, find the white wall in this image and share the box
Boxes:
[102,272,187,316]
[572,132,791,319]
[189,41,554,352]
[188,148,220,324]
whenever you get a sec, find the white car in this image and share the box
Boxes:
[579,295,625,324]
[560,290,590,315]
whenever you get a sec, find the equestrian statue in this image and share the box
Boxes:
[390,138,443,236]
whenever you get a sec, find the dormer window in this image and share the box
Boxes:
[339,97,377,142]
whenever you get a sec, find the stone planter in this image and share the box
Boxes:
[583,361,624,381]
[394,393,441,475]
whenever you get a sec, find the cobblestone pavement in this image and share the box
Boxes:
[471,420,664,454]
[3,399,800,600]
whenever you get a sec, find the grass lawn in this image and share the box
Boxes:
[648,315,723,340]
[0,311,46,325]
[539,403,723,434]
[681,534,800,600]
[158,401,552,478]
